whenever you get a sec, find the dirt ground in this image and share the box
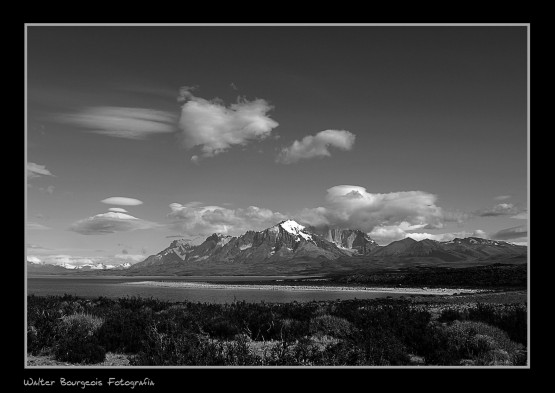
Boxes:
[26,352,131,367]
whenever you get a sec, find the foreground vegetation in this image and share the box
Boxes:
[27,294,527,366]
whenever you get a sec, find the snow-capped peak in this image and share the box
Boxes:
[278,220,313,241]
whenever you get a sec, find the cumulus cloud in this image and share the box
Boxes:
[491,225,528,241]
[276,130,356,164]
[299,185,444,233]
[177,87,279,160]
[53,107,177,140]
[101,197,143,206]
[475,203,523,217]
[108,207,129,213]
[27,162,55,179]
[69,212,159,235]
[26,255,42,264]
[167,202,287,236]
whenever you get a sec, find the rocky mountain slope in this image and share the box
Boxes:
[125,220,526,275]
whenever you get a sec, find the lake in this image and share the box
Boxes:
[26,275,410,303]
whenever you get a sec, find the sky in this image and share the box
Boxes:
[26,25,528,268]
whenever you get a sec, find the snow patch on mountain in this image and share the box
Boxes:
[279,220,313,241]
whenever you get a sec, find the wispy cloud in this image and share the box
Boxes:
[494,195,512,201]
[276,130,356,164]
[475,203,523,217]
[26,222,51,230]
[490,225,528,241]
[27,162,55,179]
[53,107,177,140]
[108,207,129,213]
[39,185,55,195]
[510,211,528,220]
[101,197,143,206]
[177,86,279,161]
[69,212,159,235]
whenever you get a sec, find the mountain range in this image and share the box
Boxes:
[122,219,526,275]
[26,219,526,276]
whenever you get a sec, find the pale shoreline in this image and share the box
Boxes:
[123,281,485,296]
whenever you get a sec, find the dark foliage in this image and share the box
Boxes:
[27,294,527,366]
[334,263,527,289]
[438,303,527,345]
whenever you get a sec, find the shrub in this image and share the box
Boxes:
[220,334,261,366]
[27,325,40,355]
[53,313,106,364]
[438,304,527,346]
[309,314,352,338]
[204,317,240,339]
[438,307,466,323]
[438,321,524,365]
[96,308,154,353]
[130,325,222,366]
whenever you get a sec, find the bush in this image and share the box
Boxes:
[309,315,352,338]
[220,335,261,366]
[96,308,154,353]
[277,318,307,342]
[53,313,106,364]
[438,304,527,346]
[437,321,524,365]
[131,325,222,366]
[27,325,40,355]
[204,317,240,339]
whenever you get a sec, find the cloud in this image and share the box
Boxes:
[26,253,145,268]
[510,211,528,220]
[39,185,55,194]
[299,185,444,233]
[26,255,42,264]
[441,209,470,224]
[27,162,55,179]
[113,254,145,262]
[26,222,51,230]
[26,243,51,251]
[53,107,177,140]
[108,207,129,213]
[69,212,159,235]
[491,225,528,241]
[276,130,356,164]
[406,230,487,243]
[475,203,523,217]
[167,202,287,236]
[368,225,487,245]
[177,87,279,160]
[101,197,143,206]
[495,195,512,201]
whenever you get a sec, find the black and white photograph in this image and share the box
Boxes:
[24,23,529,377]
